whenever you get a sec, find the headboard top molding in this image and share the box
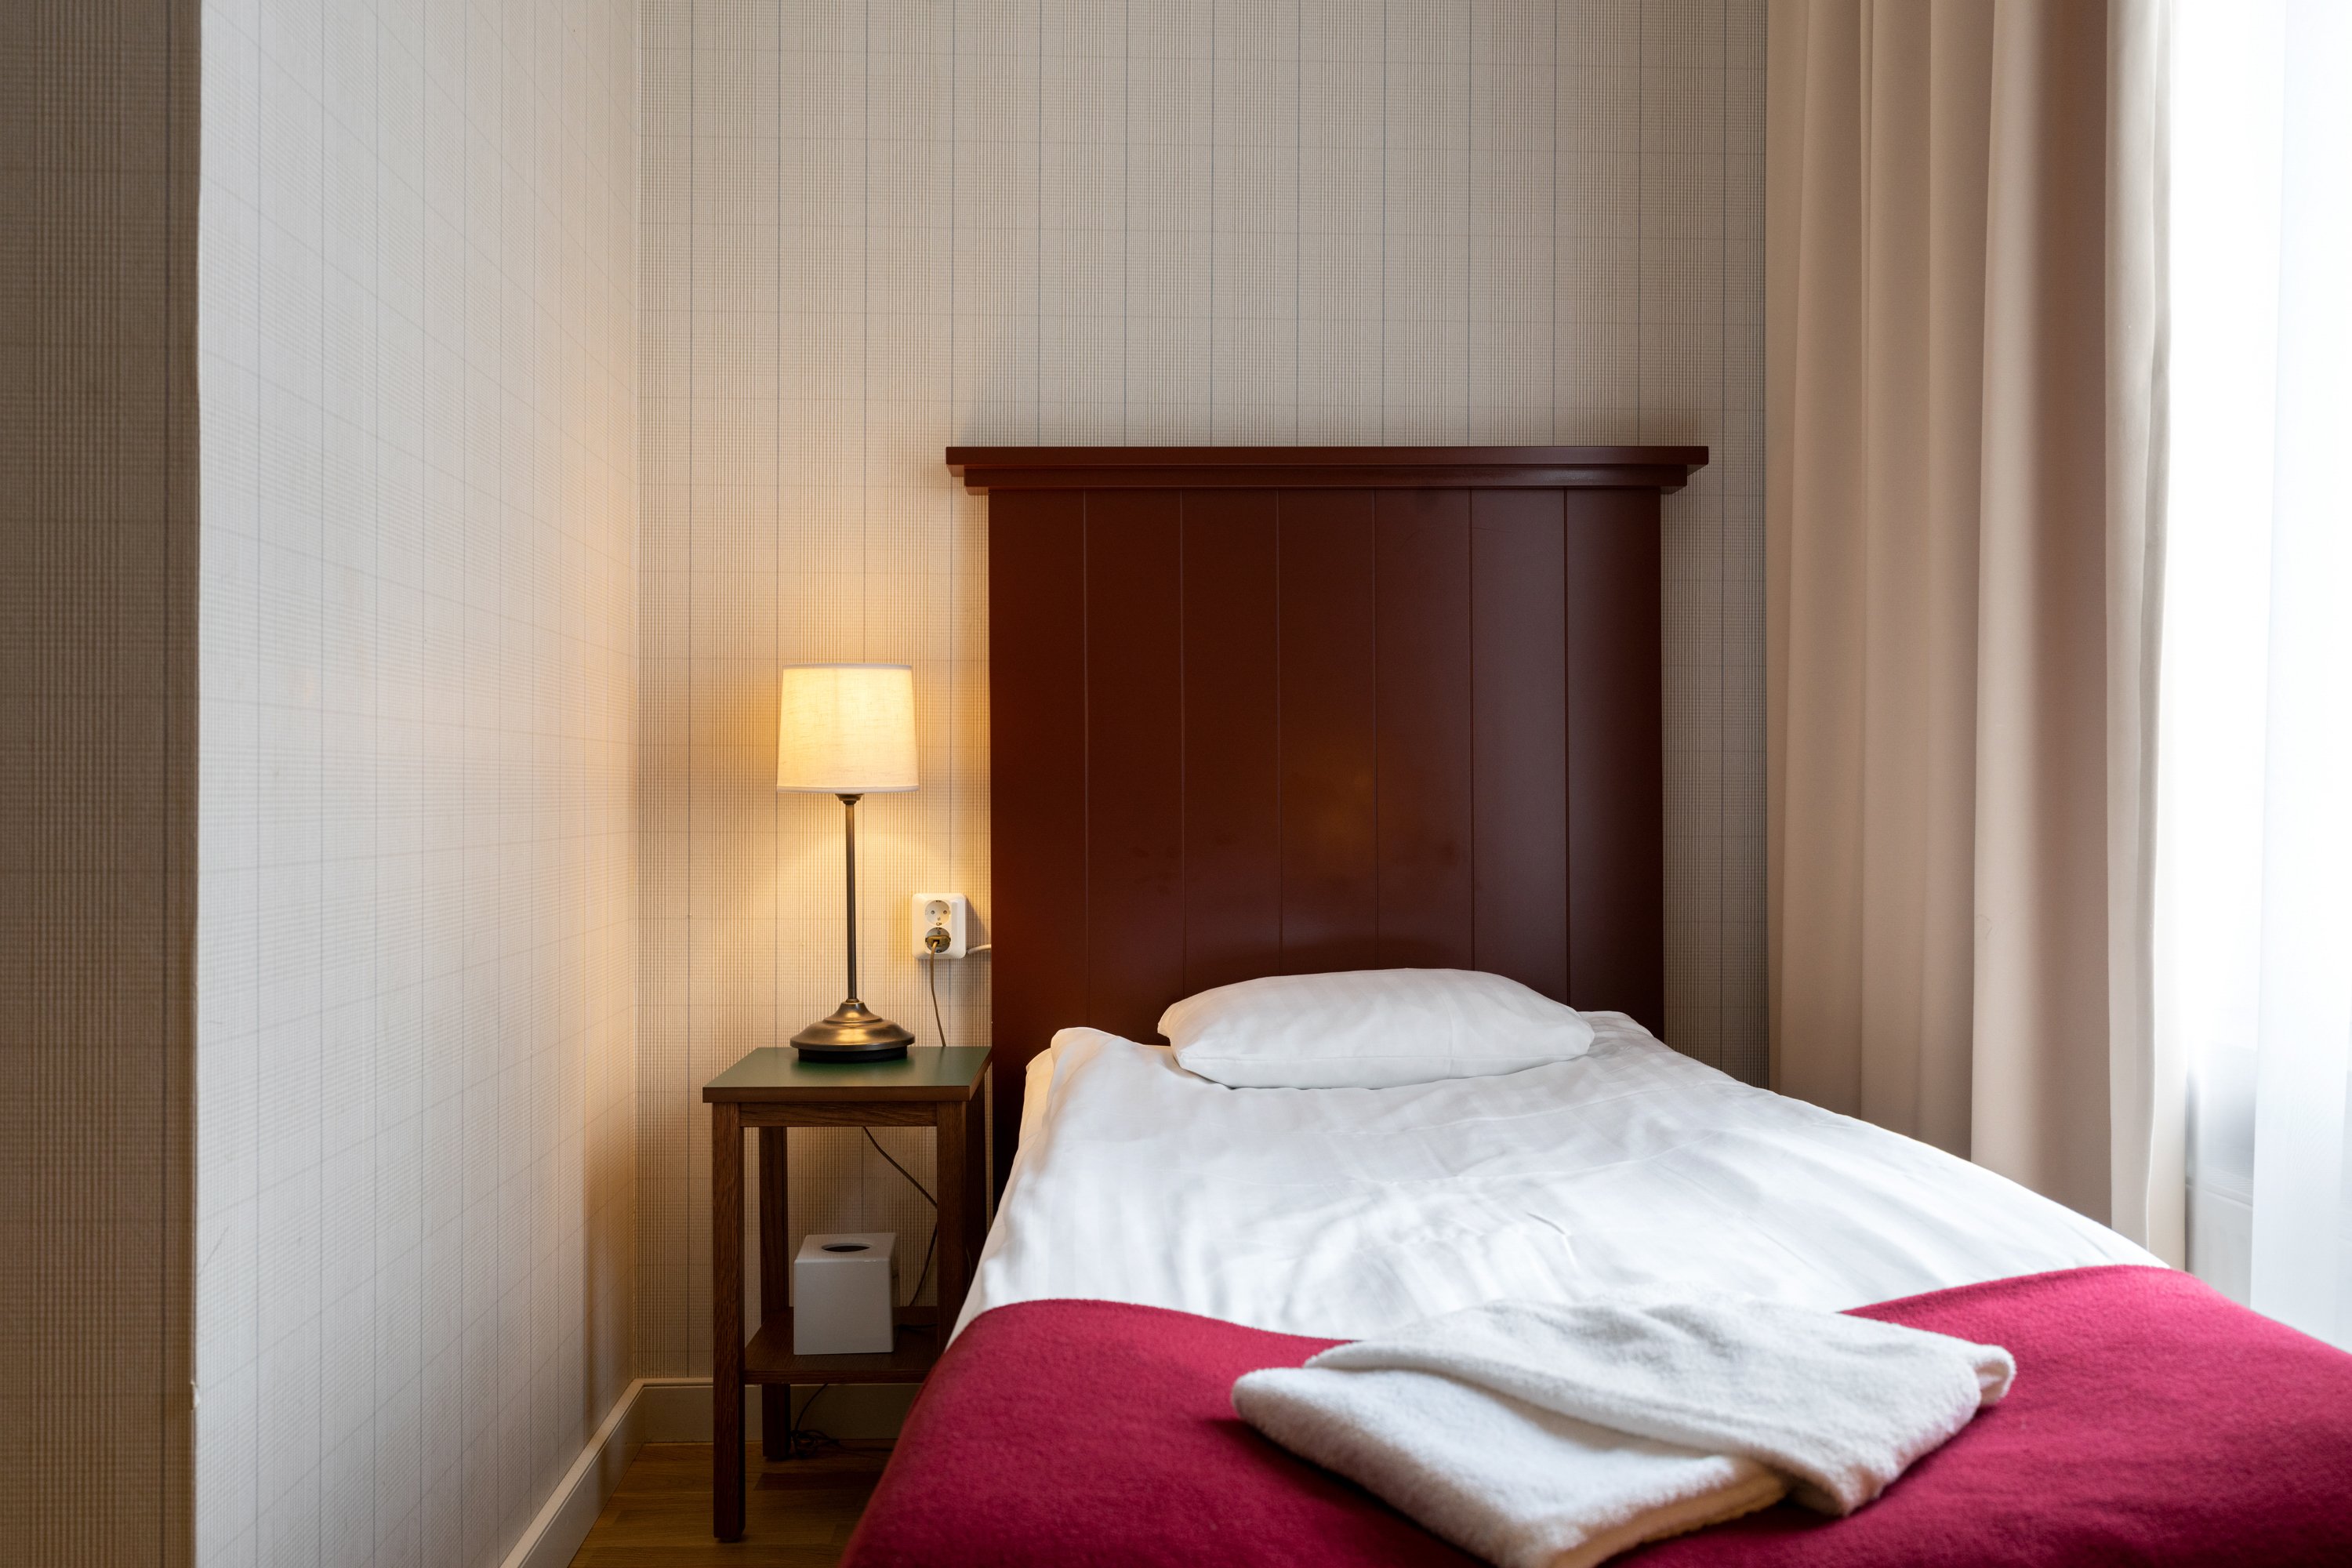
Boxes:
[947,445,1707,494]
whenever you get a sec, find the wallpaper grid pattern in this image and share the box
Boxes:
[195,4,640,1566]
[2,2,199,1561]
[638,0,1765,1378]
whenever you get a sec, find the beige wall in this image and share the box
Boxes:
[637,0,1766,1379]
[194,3,639,1564]
[1,2,200,1561]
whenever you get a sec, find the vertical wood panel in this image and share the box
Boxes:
[1374,491,1476,967]
[1472,490,1570,1000]
[1181,492,1283,996]
[1277,492,1380,973]
[988,492,1087,1181]
[1083,493,1186,1040]
[1566,488,1666,1030]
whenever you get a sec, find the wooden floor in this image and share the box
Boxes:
[568,1443,891,1567]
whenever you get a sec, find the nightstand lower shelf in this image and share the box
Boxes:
[743,1305,941,1384]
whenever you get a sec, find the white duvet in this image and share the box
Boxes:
[956,1013,2156,1340]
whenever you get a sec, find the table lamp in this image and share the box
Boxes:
[778,662,918,1060]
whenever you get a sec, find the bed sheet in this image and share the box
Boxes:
[959,1014,2154,1339]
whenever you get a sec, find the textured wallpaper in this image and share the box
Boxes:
[1,2,199,1562]
[638,0,1766,1380]
[194,4,639,1566]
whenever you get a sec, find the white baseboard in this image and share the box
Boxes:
[499,1379,914,1568]
[496,1377,670,1568]
[630,1377,719,1444]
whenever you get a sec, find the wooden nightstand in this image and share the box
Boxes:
[702,1044,991,1541]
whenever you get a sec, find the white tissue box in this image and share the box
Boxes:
[793,1232,899,1355]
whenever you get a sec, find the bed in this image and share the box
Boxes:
[839,446,2352,1566]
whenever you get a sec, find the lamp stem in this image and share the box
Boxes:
[839,792,861,1002]
[789,788,908,1058]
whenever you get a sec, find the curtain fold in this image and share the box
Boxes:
[2101,0,2177,1273]
[1767,0,2177,1255]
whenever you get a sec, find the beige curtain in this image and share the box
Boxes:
[1766,0,2179,1258]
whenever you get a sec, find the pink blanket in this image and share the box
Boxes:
[844,1266,2352,1566]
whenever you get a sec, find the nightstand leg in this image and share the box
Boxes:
[757,1125,791,1460]
[713,1102,746,1541]
[964,1079,990,1267]
[935,1102,970,1334]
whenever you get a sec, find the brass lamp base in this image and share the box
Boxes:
[791,998,914,1062]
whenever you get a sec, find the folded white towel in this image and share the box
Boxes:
[1238,1363,1787,1568]
[1233,1298,2013,1568]
[1306,1297,2014,1514]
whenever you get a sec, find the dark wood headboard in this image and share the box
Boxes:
[956,445,1706,1186]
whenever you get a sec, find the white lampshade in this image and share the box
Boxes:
[776,663,917,793]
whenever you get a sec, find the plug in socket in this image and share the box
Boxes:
[910,893,968,958]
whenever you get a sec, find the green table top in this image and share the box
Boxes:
[702,1044,991,1102]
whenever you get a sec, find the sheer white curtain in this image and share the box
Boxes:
[2162,0,2352,1346]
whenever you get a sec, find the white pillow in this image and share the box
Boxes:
[1158,968,1595,1089]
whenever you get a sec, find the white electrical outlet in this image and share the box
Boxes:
[910,893,969,958]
